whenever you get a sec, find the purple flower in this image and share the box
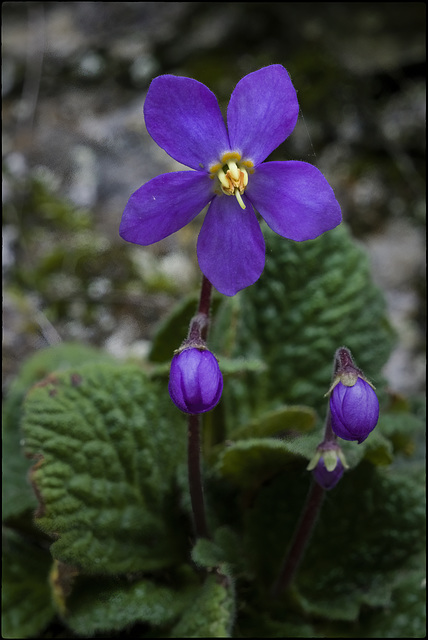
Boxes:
[330,377,380,444]
[168,347,223,414]
[120,65,342,296]
[313,456,345,490]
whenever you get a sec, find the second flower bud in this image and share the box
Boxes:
[168,347,223,415]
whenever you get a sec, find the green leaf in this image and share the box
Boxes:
[169,574,235,638]
[65,575,194,636]
[242,459,425,625]
[22,362,187,574]
[3,343,117,521]
[377,410,426,457]
[362,429,394,466]
[360,557,426,638]
[2,529,55,639]
[231,405,317,440]
[149,291,223,363]
[216,436,313,489]
[214,223,396,428]
[192,537,227,570]
[217,356,267,377]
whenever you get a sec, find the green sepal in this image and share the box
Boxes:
[22,361,187,574]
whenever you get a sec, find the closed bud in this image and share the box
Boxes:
[307,443,348,490]
[168,347,223,414]
[327,349,380,444]
[329,376,379,443]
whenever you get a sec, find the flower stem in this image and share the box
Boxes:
[187,413,210,539]
[186,274,213,539]
[187,275,212,344]
[272,407,337,597]
[272,480,325,597]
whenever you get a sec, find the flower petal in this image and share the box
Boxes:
[197,195,265,296]
[120,171,213,246]
[227,65,299,166]
[144,75,230,171]
[246,161,342,241]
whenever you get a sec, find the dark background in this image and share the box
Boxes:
[2,2,426,395]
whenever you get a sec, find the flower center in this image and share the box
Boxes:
[209,152,254,210]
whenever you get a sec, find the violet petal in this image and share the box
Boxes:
[246,161,342,241]
[313,456,344,490]
[197,194,265,296]
[168,348,223,414]
[330,379,380,444]
[227,65,299,166]
[120,171,214,246]
[144,75,230,171]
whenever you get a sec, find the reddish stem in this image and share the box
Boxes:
[272,481,325,597]
[186,275,213,539]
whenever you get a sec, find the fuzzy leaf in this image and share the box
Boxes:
[65,575,194,636]
[231,405,317,440]
[149,291,223,363]
[213,223,396,428]
[22,362,187,574]
[169,574,235,638]
[216,436,313,489]
[243,459,426,625]
[377,409,426,457]
[2,529,55,639]
[3,343,117,521]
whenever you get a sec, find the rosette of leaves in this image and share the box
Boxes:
[212,222,396,429]
[2,342,238,638]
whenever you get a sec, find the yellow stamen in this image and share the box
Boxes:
[221,151,241,164]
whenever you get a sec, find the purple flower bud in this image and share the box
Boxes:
[330,377,379,444]
[313,456,345,490]
[168,347,223,414]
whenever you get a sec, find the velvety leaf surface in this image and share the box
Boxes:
[169,574,235,638]
[242,460,425,626]
[216,437,313,489]
[65,575,195,635]
[3,343,116,521]
[22,362,187,574]
[213,222,396,428]
[149,291,223,363]
[231,405,317,440]
[2,529,55,639]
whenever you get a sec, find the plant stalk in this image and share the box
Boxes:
[272,480,325,597]
[186,274,213,539]
[187,413,210,539]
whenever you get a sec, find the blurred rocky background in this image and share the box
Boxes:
[2,2,426,396]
